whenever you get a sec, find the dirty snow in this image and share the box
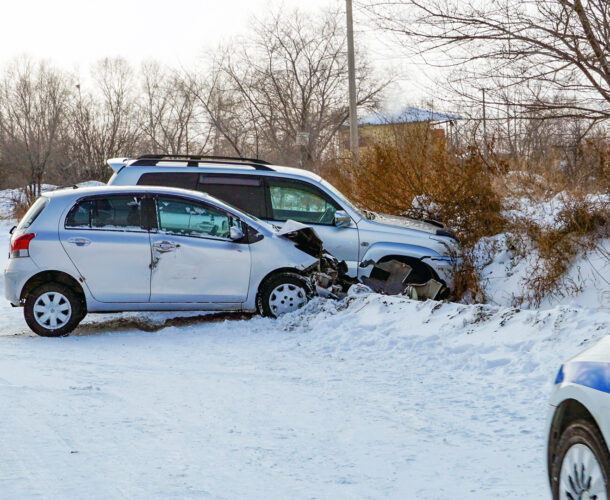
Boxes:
[1,221,609,498]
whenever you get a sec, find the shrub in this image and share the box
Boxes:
[329,123,506,247]
[514,195,609,306]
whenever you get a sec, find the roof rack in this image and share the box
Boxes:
[131,154,274,171]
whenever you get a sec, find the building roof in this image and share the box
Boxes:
[357,106,462,126]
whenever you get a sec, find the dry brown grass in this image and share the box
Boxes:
[514,195,609,305]
[325,124,506,247]
[10,193,31,220]
[323,122,609,304]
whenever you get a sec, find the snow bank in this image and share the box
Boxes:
[0,218,609,497]
[471,192,610,310]
[1,285,608,498]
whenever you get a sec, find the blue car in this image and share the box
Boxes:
[548,336,610,499]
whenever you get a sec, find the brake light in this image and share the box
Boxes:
[10,233,35,258]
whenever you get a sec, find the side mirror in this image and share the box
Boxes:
[230,226,245,241]
[334,210,351,228]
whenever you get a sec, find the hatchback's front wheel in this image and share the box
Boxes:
[257,272,312,318]
[24,282,85,337]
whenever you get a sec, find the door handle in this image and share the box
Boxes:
[153,240,179,252]
[67,237,91,247]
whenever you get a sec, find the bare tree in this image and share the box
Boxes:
[140,62,211,155]
[187,57,255,157]
[364,0,610,121]
[67,58,141,181]
[196,8,387,168]
[0,57,71,198]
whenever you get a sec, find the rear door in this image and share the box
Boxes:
[149,195,251,303]
[60,194,152,302]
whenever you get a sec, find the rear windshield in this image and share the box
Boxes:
[17,197,49,230]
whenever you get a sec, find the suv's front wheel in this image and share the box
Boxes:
[257,272,312,318]
[24,282,85,337]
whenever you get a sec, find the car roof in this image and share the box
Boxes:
[43,185,216,199]
[111,157,324,184]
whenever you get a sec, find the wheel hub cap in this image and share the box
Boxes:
[560,443,607,500]
[268,284,306,316]
[33,292,72,330]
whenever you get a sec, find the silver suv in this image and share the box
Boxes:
[109,155,459,295]
[4,185,333,336]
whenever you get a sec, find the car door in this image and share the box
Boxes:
[149,195,251,303]
[60,194,152,302]
[263,177,360,273]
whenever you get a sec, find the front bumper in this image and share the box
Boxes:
[423,256,455,290]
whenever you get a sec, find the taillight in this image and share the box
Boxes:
[10,233,35,258]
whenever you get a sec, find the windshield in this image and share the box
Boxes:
[319,179,369,219]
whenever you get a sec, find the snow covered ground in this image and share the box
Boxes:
[1,221,609,499]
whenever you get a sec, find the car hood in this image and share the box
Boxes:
[368,213,452,237]
[569,335,610,364]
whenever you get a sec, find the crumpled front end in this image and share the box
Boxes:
[278,220,445,300]
[360,259,448,300]
[277,220,356,298]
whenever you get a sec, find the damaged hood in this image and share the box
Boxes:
[366,213,458,241]
[371,213,443,234]
[277,220,324,257]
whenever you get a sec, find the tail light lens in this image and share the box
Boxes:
[10,233,35,258]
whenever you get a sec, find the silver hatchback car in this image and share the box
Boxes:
[4,185,331,336]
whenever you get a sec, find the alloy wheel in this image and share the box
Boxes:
[560,443,607,500]
[33,292,72,330]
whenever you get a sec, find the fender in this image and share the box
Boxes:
[549,383,610,454]
[361,241,444,267]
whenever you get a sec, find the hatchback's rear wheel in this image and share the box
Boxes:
[24,282,84,337]
[257,273,312,318]
[552,420,610,500]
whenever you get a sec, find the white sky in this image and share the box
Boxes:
[1,0,337,69]
[0,0,443,105]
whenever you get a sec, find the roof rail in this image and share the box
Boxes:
[130,154,274,171]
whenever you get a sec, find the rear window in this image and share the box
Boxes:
[65,196,143,230]
[198,174,266,218]
[137,172,198,190]
[17,197,49,230]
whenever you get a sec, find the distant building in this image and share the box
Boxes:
[340,106,462,155]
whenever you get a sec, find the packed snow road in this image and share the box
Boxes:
[1,225,609,499]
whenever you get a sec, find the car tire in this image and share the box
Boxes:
[257,272,312,318]
[551,419,610,500]
[24,282,85,337]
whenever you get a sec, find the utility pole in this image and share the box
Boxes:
[482,88,487,159]
[346,0,359,165]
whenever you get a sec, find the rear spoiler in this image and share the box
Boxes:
[107,158,131,173]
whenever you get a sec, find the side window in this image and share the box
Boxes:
[65,196,143,231]
[198,175,266,218]
[266,179,338,225]
[137,172,199,190]
[156,196,240,239]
